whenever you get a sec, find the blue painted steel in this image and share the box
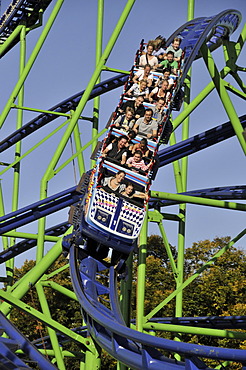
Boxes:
[158,115,246,167]
[1,183,244,236]
[0,186,80,234]
[0,74,128,153]
[0,5,244,369]
[68,10,246,370]
[147,315,246,329]
[149,185,246,208]
[166,10,241,90]
[0,222,69,263]
[0,0,53,56]
[70,250,246,369]
[0,312,57,369]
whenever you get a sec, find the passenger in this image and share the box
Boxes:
[126,130,137,152]
[150,97,166,127]
[165,37,182,62]
[114,107,135,131]
[102,135,128,165]
[158,51,178,74]
[148,80,171,104]
[132,64,153,88]
[152,37,166,61]
[155,68,174,89]
[120,182,149,200]
[139,42,158,70]
[118,95,145,120]
[102,170,126,193]
[104,133,117,147]
[131,138,150,160]
[125,79,149,100]
[133,108,158,140]
[126,150,151,172]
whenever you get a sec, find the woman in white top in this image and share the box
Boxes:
[139,43,158,70]
[149,80,171,104]
[102,171,126,193]
[132,64,153,88]
[125,80,149,100]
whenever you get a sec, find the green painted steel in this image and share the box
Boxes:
[91,0,104,168]
[136,213,148,333]
[0,0,65,129]
[0,0,245,368]
[150,191,246,211]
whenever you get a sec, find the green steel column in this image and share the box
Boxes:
[70,108,85,177]
[73,123,85,177]
[7,25,27,286]
[36,283,65,369]
[169,132,184,192]
[0,0,64,129]
[120,252,133,327]
[136,214,148,332]
[91,0,104,168]
[0,184,9,272]
[175,0,195,322]
[0,235,66,316]
[84,348,101,370]
[0,25,22,56]
[118,252,133,370]
[172,25,246,131]
[37,0,136,262]
[200,42,246,154]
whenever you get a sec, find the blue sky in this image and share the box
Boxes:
[0,0,245,264]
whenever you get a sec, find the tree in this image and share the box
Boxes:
[8,236,246,370]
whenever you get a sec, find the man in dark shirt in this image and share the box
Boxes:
[118,95,145,120]
[102,135,128,164]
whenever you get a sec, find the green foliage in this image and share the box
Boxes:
[147,234,177,265]
[10,256,83,368]
[8,235,246,370]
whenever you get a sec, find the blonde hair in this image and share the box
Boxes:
[147,39,161,50]
[125,107,134,115]
[140,79,147,85]
[173,37,181,44]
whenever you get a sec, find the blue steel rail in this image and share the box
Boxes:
[0,4,245,369]
[70,250,246,370]
[0,10,241,152]
[0,0,53,56]
[0,312,57,369]
[68,10,246,370]
[0,184,245,235]
[158,114,246,167]
[0,74,128,153]
[149,185,246,209]
[0,222,69,263]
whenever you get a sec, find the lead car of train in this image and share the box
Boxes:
[62,40,184,270]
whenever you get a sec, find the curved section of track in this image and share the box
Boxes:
[0,4,244,368]
[0,0,53,56]
[68,10,246,369]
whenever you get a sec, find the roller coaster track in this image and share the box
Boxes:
[0,0,53,56]
[67,10,246,370]
[0,311,56,369]
[0,2,245,368]
[1,113,245,235]
[0,74,128,153]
